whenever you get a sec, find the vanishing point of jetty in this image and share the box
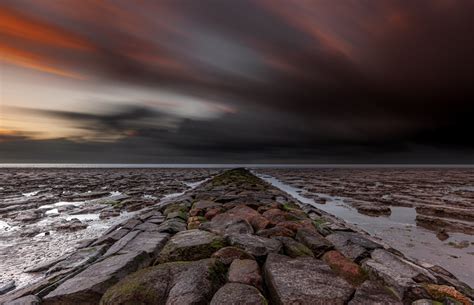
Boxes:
[1,169,472,305]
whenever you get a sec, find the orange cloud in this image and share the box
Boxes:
[0,6,94,51]
[0,129,27,143]
[0,6,92,78]
[0,129,17,136]
[0,44,85,79]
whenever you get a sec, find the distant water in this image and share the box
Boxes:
[1,163,474,168]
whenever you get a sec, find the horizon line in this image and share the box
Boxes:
[1,163,474,169]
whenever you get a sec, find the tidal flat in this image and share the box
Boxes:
[255,168,474,287]
[0,167,473,305]
[0,168,218,290]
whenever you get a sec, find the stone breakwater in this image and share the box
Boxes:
[1,169,472,305]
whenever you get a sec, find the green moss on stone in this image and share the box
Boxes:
[207,260,227,286]
[210,238,227,250]
[281,202,300,212]
[312,218,327,226]
[158,235,227,263]
[164,204,189,217]
[197,216,207,222]
[210,169,266,188]
[312,218,333,235]
[291,243,314,257]
[100,267,163,305]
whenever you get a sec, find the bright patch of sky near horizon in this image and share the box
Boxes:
[1,63,235,140]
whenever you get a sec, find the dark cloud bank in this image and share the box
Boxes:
[1,0,474,163]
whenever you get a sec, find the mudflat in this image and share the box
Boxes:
[0,168,218,290]
[256,168,474,287]
[1,168,472,305]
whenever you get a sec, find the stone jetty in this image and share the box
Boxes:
[1,169,472,305]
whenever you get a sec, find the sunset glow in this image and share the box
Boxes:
[1,0,473,163]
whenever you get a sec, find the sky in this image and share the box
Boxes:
[1,0,474,163]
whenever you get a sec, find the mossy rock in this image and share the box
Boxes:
[101,258,226,305]
[276,236,314,258]
[210,169,266,188]
[166,209,188,221]
[280,202,300,212]
[312,218,332,236]
[163,203,188,217]
[197,216,208,222]
[286,241,314,257]
[100,266,168,305]
[157,229,227,263]
[211,246,256,265]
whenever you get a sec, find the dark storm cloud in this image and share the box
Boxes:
[15,104,170,134]
[1,0,474,163]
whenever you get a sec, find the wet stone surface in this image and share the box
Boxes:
[256,168,474,287]
[0,168,217,290]
[0,168,472,305]
[210,283,267,305]
[264,253,355,305]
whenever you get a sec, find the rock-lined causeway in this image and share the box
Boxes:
[1,168,473,305]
